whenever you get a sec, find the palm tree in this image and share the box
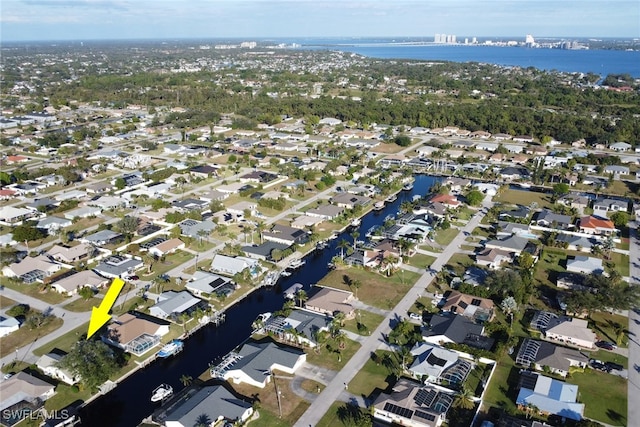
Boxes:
[350,229,360,252]
[337,239,350,260]
[179,374,193,387]
[255,221,266,244]
[193,413,212,427]
[296,289,308,308]
[349,279,361,300]
[453,387,475,410]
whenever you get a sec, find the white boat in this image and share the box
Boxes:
[373,201,385,211]
[350,218,361,227]
[157,340,183,358]
[403,182,414,191]
[386,194,397,203]
[287,259,306,270]
[151,384,173,402]
[280,270,292,277]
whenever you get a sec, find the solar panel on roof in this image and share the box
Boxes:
[383,403,414,419]
[471,298,482,306]
[414,389,437,407]
[414,410,437,422]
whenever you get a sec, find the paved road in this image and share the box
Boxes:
[292,198,492,427]
[627,220,640,425]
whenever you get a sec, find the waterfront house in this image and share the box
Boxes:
[0,372,55,417]
[262,309,332,348]
[210,254,259,277]
[241,241,291,262]
[263,224,309,246]
[499,166,530,181]
[533,210,573,230]
[218,341,306,388]
[516,339,588,378]
[592,198,628,214]
[305,286,355,319]
[49,270,109,296]
[36,352,80,385]
[103,312,170,356]
[372,378,456,427]
[161,385,253,427]
[149,290,206,321]
[305,204,345,220]
[331,192,371,209]
[185,271,236,297]
[408,342,472,386]
[556,235,596,252]
[516,371,583,421]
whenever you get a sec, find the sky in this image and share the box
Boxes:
[1,0,639,42]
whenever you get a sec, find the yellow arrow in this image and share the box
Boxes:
[87,277,126,339]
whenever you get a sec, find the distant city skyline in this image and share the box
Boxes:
[1,0,639,42]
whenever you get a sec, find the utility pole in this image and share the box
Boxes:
[272,370,282,418]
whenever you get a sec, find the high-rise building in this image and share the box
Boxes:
[434,34,442,43]
[525,34,535,46]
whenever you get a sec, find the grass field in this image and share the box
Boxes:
[2,279,68,305]
[494,188,552,209]
[318,268,419,310]
[405,253,437,270]
[348,350,395,397]
[569,370,627,426]
[434,228,459,246]
[342,310,385,336]
[305,338,361,371]
[0,316,63,358]
[0,295,17,309]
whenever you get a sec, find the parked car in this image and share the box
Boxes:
[605,361,624,371]
[596,341,617,350]
[589,359,609,372]
[409,312,423,321]
[127,275,139,281]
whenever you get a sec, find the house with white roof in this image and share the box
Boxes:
[0,206,34,225]
[0,315,20,337]
[47,243,95,264]
[49,270,108,295]
[2,255,65,283]
[36,352,80,385]
[408,342,473,386]
[210,254,259,277]
[0,372,56,416]
[149,290,206,320]
[544,317,596,349]
[566,256,604,275]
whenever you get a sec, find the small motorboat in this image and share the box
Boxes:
[151,384,173,402]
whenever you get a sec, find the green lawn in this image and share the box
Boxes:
[315,401,348,427]
[0,295,16,308]
[568,370,627,426]
[0,316,64,358]
[318,268,419,310]
[33,323,89,356]
[608,252,629,277]
[348,350,394,397]
[305,338,361,371]
[588,311,629,348]
[63,296,98,312]
[343,310,385,336]
[434,228,459,246]
[405,253,437,270]
[2,279,68,305]
[139,251,194,280]
[483,353,518,413]
[494,188,552,209]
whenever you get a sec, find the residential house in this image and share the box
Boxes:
[185,271,236,297]
[0,315,20,337]
[556,273,590,291]
[609,142,632,152]
[2,255,64,283]
[533,210,573,230]
[566,256,604,275]
[242,241,291,261]
[516,339,588,377]
[214,341,306,388]
[427,193,460,209]
[0,206,34,225]
[484,235,535,257]
[178,218,216,238]
[499,166,530,181]
[63,206,102,220]
[476,248,514,270]
[210,254,259,277]
[331,193,371,209]
[80,229,123,246]
[556,235,596,252]
[305,204,345,220]
[515,371,583,421]
[498,205,531,221]
[226,201,258,217]
[47,243,94,264]
[592,198,628,214]
[558,194,589,214]
[441,291,495,322]
[49,270,108,296]
[544,316,596,349]
[0,372,56,418]
[408,342,473,386]
[172,198,209,212]
[305,286,355,319]
[372,378,456,427]
[161,385,253,427]
[262,309,332,348]
[495,221,532,238]
[103,312,170,356]
[36,352,80,385]
[189,164,219,179]
[423,314,495,350]
[94,255,143,279]
[149,290,207,320]
[577,215,616,235]
[603,165,630,176]
[263,224,309,246]
[290,215,324,229]
[37,216,73,232]
[148,238,185,257]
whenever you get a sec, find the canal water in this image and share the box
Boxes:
[79,175,439,427]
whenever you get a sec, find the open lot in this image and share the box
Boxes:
[318,268,419,310]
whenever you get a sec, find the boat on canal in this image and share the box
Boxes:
[150,384,173,402]
[287,258,306,270]
[157,340,183,358]
[373,201,385,210]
